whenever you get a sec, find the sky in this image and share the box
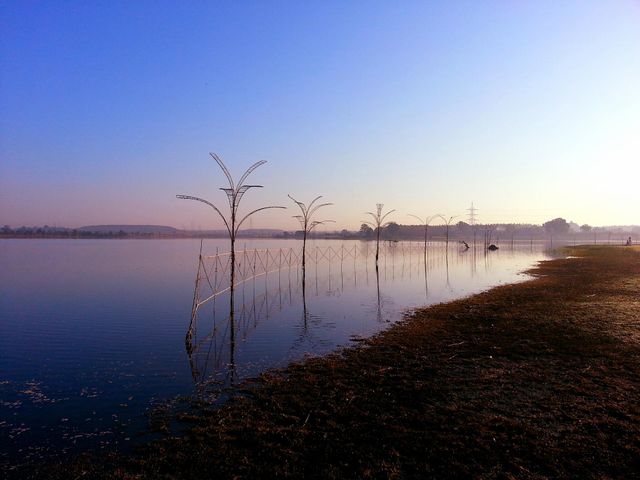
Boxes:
[1,1,639,230]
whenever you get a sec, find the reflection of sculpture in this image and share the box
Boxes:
[424,260,429,299]
[302,272,308,330]
[186,277,286,393]
[376,266,383,323]
[445,249,452,291]
[470,245,478,278]
[186,250,352,393]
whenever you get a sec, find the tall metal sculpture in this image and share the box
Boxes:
[364,203,395,267]
[437,214,458,251]
[408,213,441,262]
[288,195,333,272]
[177,153,285,290]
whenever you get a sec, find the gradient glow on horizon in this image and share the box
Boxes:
[1,1,639,230]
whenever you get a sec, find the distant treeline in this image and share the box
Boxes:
[0,226,170,239]
[319,218,638,243]
[349,218,638,243]
[0,225,284,239]
[2,218,638,242]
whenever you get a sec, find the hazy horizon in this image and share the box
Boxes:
[3,219,640,232]
[2,1,639,230]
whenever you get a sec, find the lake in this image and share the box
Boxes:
[0,238,553,469]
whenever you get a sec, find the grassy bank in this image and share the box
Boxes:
[51,246,640,478]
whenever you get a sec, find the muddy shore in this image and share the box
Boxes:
[37,246,640,478]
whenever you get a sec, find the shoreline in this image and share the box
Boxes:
[29,246,640,478]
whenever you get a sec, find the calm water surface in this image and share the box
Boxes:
[0,238,552,468]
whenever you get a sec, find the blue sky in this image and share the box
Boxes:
[1,1,639,229]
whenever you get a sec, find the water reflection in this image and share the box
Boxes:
[376,267,383,323]
[0,239,554,465]
[184,241,537,397]
[186,253,347,396]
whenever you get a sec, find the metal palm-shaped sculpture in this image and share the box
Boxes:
[177,152,285,291]
[408,213,441,261]
[288,194,334,271]
[437,214,458,251]
[363,203,395,267]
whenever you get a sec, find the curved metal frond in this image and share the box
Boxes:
[287,195,308,216]
[176,194,231,236]
[308,202,333,218]
[407,214,425,225]
[237,184,263,194]
[380,209,396,223]
[209,153,235,190]
[365,212,380,224]
[308,219,335,232]
[437,214,458,225]
[219,187,235,211]
[235,205,286,234]
[237,160,267,189]
[288,194,333,237]
[292,214,306,228]
[408,214,442,227]
[307,195,324,211]
[234,185,263,208]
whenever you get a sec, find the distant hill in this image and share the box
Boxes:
[189,228,285,237]
[78,225,181,234]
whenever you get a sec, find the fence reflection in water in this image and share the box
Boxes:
[184,241,542,398]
